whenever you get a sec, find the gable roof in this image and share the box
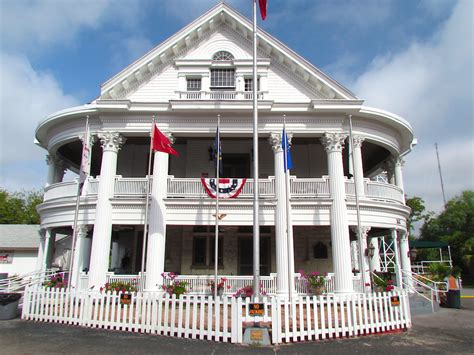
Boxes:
[100,2,357,101]
[0,225,40,250]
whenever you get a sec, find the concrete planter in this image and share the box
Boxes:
[0,293,21,320]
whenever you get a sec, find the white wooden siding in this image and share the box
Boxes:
[128,65,178,102]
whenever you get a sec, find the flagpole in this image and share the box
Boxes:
[140,115,155,291]
[68,115,89,290]
[283,115,295,301]
[252,0,261,299]
[214,114,221,299]
[348,114,367,292]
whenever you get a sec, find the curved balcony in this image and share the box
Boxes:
[43,176,404,204]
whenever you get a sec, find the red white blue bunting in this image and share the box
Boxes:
[200,178,247,199]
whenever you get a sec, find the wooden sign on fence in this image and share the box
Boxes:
[120,293,132,305]
[391,295,400,306]
[249,303,265,317]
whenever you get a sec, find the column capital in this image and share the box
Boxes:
[351,226,371,239]
[389,154,405,168]
[268,132,292,153]
[76,225,90,238]
[80,133,97,146]
[46,154,57,166]
[352,135,365,148]
[98,132,126,152]
[321,132,347,153]
[38,229,46,241]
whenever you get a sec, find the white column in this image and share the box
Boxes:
[350,240,359,271]
[45,155,57,186]
[352,226,372,292]
[43,229,55,269]
[88,132,125,290]
[36,229,46,271]
[144,133,173,291]
[399,231,413,289]
[54,159,67,183]
[391,229,403,288]
[352,136,365,197]
[269,132,289,298]
[83,237,92,272]
[369,237,381,272]
[70,225,89,289]
[321,132,354,293]
[392,155,406,203]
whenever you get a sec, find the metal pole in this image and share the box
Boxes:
[348,115,368,292]
[214,115,221,299]
[435,143,447,205]
[140,115,155,291]
[252,0,260,299]
[283,115,294,301]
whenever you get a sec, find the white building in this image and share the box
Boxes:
[34,3,414,297]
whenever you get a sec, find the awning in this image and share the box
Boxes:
[409,240,449,249]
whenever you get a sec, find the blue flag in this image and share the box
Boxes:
[213,126,223,176]
[282,128,293,172]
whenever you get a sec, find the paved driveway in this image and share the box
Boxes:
[1,303,473,354]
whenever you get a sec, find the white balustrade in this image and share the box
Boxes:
[365,181,404,203]
[176,91,264,100]
[43,181,78,201]
[290,177,330,197]
[114,177,148,196]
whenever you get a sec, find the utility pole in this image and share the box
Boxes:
[435,143,447,206]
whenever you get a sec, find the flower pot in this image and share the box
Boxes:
[312,286,325,295]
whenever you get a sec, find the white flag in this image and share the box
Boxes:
[79,118,90,192]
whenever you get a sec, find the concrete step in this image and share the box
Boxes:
[409,293,439,315]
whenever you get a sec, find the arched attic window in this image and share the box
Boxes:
[212,51,234,61]
[210,51,235,90]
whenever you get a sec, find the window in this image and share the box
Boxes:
[187,78,201,91]
[244,78,260,92]
[313,242,328,259]
[210,69,235,89]
[212,51,234,61]
[192,227,224,267]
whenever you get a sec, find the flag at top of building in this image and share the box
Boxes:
[152,123,179,156]
[258,0,267,20]
[79,116,91,193]
[282,128,293,172]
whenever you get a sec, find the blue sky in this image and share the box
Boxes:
[0,0,472,217]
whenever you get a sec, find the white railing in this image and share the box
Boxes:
[166,176,275,199]
[401,270,447,311]
[22,287,411,344]
[290,177,330,197]
[43,181,78,201]
[411,260,453,274]
[43,176,404,204]
[176,91,265,100]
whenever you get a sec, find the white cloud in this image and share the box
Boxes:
[0,52,79,189]
[311,0,394,29]
[0,0,144,54]
[350,0,474,213]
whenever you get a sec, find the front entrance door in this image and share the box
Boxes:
[238,236,270,276]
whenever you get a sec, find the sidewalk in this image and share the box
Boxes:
[0,306,473,354]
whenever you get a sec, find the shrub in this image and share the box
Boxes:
[101,280,137,293]
[161,272,188,298]
[43,274,67,289]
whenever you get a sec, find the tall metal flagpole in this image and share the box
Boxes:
[68,115,90,290]
[283,115,295,301]
[348,115,368,292]
[252,0,261,298]
[140,115,155,291]
[435,143,447,206]
[214,115,221,299]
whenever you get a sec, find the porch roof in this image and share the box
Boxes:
[409,240,449,249]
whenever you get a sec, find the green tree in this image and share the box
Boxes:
[420,191,474,274]
[405,196,433,237]
[0,189,43,224]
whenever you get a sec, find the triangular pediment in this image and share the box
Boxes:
[100,3,357,101]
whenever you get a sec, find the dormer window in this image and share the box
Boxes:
[187,78,201,91]
[212,51,234,61]
[210,68,235,89]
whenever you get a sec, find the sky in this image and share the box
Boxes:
[0,0,472,218]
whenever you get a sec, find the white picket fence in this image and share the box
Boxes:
[22,287,410,344]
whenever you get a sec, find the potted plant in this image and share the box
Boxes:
[233,284,267,298]
[161,272,188,298]
[0,293,21,320]
[299,270,327,295]
[371,271,394,292]
[43,273,68,289]
[100,281,137,293]
[208,277,230,296]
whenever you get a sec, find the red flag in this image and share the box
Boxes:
[152,124,179,156]
[258,0,267,20]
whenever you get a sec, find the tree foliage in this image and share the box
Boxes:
[405,196,433,237]
[0,189,43,224]
[420,191,474,274]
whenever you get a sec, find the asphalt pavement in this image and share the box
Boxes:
[0,293,473,354]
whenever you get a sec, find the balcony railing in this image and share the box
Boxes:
[43,176,404,204]
[176,90,265,100]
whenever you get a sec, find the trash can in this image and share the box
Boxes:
[445,275,461,309]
